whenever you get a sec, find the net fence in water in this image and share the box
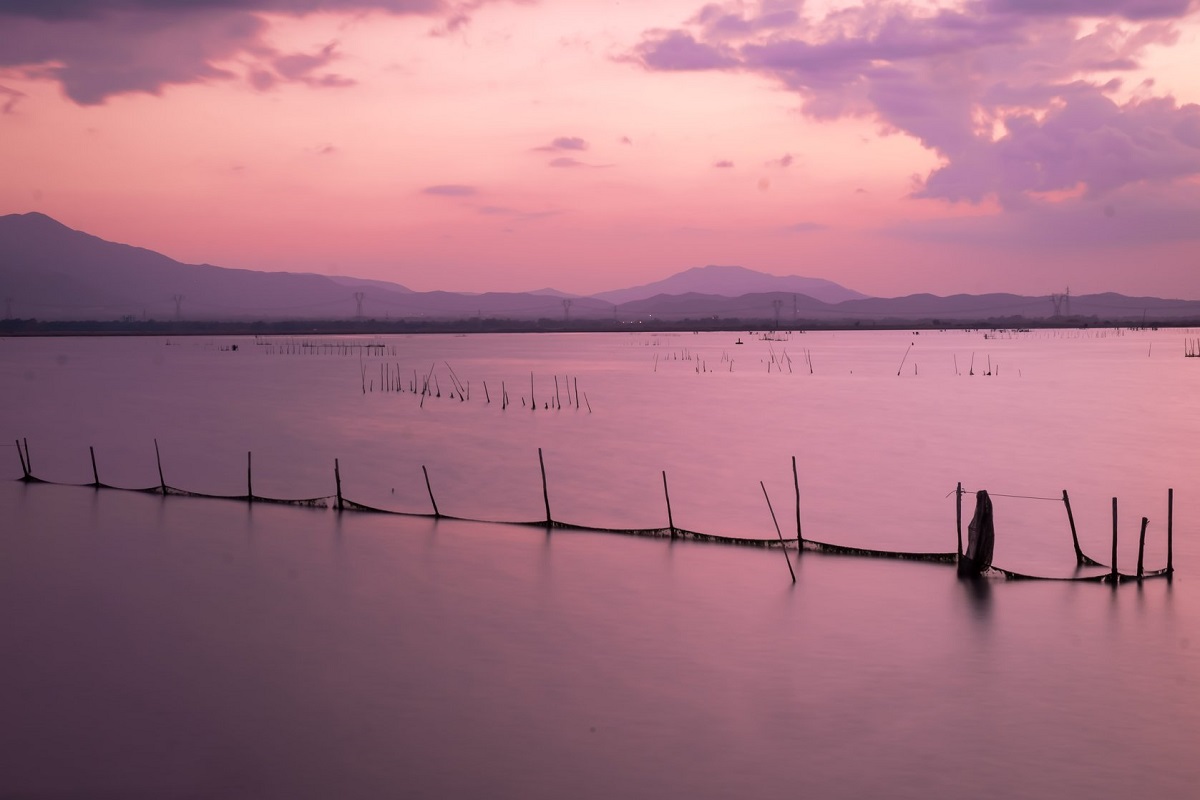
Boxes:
[9,439,1172,584]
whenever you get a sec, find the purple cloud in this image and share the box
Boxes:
[634,30,737,71]
[766,153,794,168]
[422,184,477,196]
[534,136,590,152]
[0,1,493,105]
[713,159,735,168]
[549,157,587,168]
[632,1,1200,204]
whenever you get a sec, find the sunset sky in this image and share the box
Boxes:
[2,0,1199,298]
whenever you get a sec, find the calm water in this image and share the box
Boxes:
[2,329,1198,798]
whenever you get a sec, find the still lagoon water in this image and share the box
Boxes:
[2,329,1198,798]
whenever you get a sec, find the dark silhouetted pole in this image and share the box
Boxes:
[1110,497,1118,584]
[90,446,99,487]
[793,456,804,549]
[1063,490,1084,564]
[334,458,343,511]
[423,465,439,518]
[154,439,166,495]
[1137,516,1148,580]
[15,438,28,479]
[1167,488,1174,577]
[662,471,675,538]
[539,448,551,524]
[956,482,963,557]
[761,481,796,584]
[247,451,253,501]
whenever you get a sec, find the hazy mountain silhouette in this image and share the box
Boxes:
[592,264,868,305]
[3,212,1198,324]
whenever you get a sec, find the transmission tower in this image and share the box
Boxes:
[1049,287,1070,318]
[172,294,184,320]
[562,298,572,322]
[354,291,365,319]
[772,298,783,330]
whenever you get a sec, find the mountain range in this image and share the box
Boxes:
[3,212,1199,326]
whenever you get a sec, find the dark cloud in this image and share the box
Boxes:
[632,1,1200,204]
[534,136,589,152]
[0,1,491,104]
[982,1,1195,21]
[713,159,734,168]
[422,184,477,196]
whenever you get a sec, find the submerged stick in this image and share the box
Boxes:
[662,471,675,538]
[154,438,166,495]
[1137,516,1148,580]
[89,446,99,487]
[761,481,796,584]
[538,448,551,525]
[793,456,804,548]
[1167,488,1174,576]
[247,451,253,501]
[15,438,28,478]
[423,465,439,518]
[1110,497,1118,584]
[334,458,343,511]
[897,344,912,376]
[23,438,31,477]
[1063,489,1088,565]
[956,482,963,557]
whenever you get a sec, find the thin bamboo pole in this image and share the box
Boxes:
[662,471,675,538]
[793,456,804,548]
[247,451,253,501]
[539,448,551,525]
[15,438,28,478]
[1167,488,1174,576]
[1110,497,1118,584]
[334,458,343,511]
[423,465,439,518]
[761,481,796,584]
[1063,490,1084,564]
[956,483,963,557]
[154,439,166,495]
[90,446,99,487]
[1137,516,1148,580]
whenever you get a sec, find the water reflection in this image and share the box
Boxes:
[959,573,992,622]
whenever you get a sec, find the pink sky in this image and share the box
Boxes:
[2,0,1200,299]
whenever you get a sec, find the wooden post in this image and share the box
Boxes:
[1110,497,1118,584]
[538,447,551,525]
[23,438,31,477]
[956,482,963,558]
[1137,516,1148,580]
[422,465,439,518]
[761,481,796,584]
[334,458,343,511]
[154,439,166,495]
[89,446,99,487]
[15,438,28,478]
[1063,489,1084,564]
[1167,488,1174,576]
[247,451,253,501]
[662,471,675,538]
[793,456,804,548]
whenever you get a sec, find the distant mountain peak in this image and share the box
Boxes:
[590,264,868,306]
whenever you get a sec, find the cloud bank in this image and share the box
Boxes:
[0,1,498,104]
[633,0,1200,207]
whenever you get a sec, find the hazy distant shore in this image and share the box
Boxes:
[3,315,1198,337]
